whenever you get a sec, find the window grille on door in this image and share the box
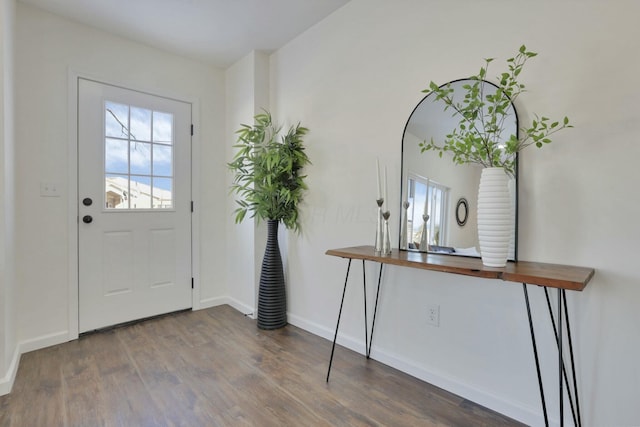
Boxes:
[104,100,174,210]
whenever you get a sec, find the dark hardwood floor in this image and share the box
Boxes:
[0,305,525,426]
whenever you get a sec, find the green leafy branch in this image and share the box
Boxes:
[228,111,311,232]
[419,45,572,177]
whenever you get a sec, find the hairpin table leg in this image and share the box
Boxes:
[367,263,384,358]
[326,258,352,382]
[523,283,549,427]
[362,260,369,358]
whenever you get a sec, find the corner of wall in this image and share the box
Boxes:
[224,50,272,314]
[0,345,19,396]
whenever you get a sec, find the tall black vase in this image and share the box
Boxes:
[257,219,287,329]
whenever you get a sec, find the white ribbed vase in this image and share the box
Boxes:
[477,167,512,267]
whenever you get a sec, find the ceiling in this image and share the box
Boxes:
[19,0,351,68]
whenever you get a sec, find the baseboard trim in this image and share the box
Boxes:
[0,330,70,396]
[19,330,70,355]
[372,347,545,426]
[199,296,255,318]
[287,312,546,427]
[0,346,21,396]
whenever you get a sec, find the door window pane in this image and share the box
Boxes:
[105,102,129,138]
[153,144,172,177]
[130,142,151,175]
[105,138,128,174]
[153,111,173,143]
[105,174,130,209]
[153,178,173,208]
[104,100,175,210]
[130,177,152,209]
[130,107,152,142]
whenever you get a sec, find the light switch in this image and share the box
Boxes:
[40,181,60,197]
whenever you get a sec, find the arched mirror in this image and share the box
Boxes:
[399,79,518,260]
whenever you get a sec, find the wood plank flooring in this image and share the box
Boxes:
[0,305,525,426]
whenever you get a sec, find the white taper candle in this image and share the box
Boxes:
[376,158,381,200]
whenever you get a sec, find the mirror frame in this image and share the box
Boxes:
[399,78,519,260]
[455,198,469,227]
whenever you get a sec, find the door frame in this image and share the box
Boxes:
[67,70,201,340]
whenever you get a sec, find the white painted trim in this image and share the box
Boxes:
[67,68,201,336]
[190,99,201,311]
[287,312,552,427]
[67,70,80,341]
[0,330,70,396]
[199,296,255,318]
[371,346,547,427]
[18,330,70,354]
[0,346,20,396]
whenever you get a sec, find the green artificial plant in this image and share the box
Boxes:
[419,45,572,176]
[228,111,310,232]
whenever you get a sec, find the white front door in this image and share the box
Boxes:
[78,78,192,333]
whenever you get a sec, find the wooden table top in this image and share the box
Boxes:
[326,246,595,291]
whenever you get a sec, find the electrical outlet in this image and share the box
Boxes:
[427,304,440,327]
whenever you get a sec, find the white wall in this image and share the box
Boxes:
[271,0,640,425]
[14,3,227,344]
[0,0,17,394]
[224,51,271,314]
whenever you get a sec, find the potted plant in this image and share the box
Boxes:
[228,111,310,329]
[420,45,572,266]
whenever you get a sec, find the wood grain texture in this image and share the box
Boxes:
[0,305,524,426]
[326,246,595,291]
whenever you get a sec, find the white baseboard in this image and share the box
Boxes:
[0,330,70,396]
[0,346,21,396]
[372,347,546,426]
[287,312,366,353]
[199,296,255,318]
[287,312,548,427]
[19,330,70,354]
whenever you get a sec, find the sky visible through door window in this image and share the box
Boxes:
[104,101,174,209]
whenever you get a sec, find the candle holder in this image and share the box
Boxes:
[400,201,409,250]
[420,214,430,253]
[382,211,391,255]
[374,198,384,253]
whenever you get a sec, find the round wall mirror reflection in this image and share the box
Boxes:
[456,198,468,227]
[399,79,518,260]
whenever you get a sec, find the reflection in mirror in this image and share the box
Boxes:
[455,198,468,227]
[405,174,450,252]
[400,79,518,259]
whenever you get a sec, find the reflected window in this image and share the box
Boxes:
[406,175,449,250]
[104,101,174,209]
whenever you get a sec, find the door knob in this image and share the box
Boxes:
[82,215,93,224]
[82,197,93,206]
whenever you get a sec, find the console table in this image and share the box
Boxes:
[325,246,594,427]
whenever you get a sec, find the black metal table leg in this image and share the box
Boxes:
[362,260,369,358]
[543,288,579,426]
[326,258,352,382]
[367,263,384,358]
[563,290,582,427]
[558,288,564,427]
[526,285,583,427]
[523,283,549,427]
